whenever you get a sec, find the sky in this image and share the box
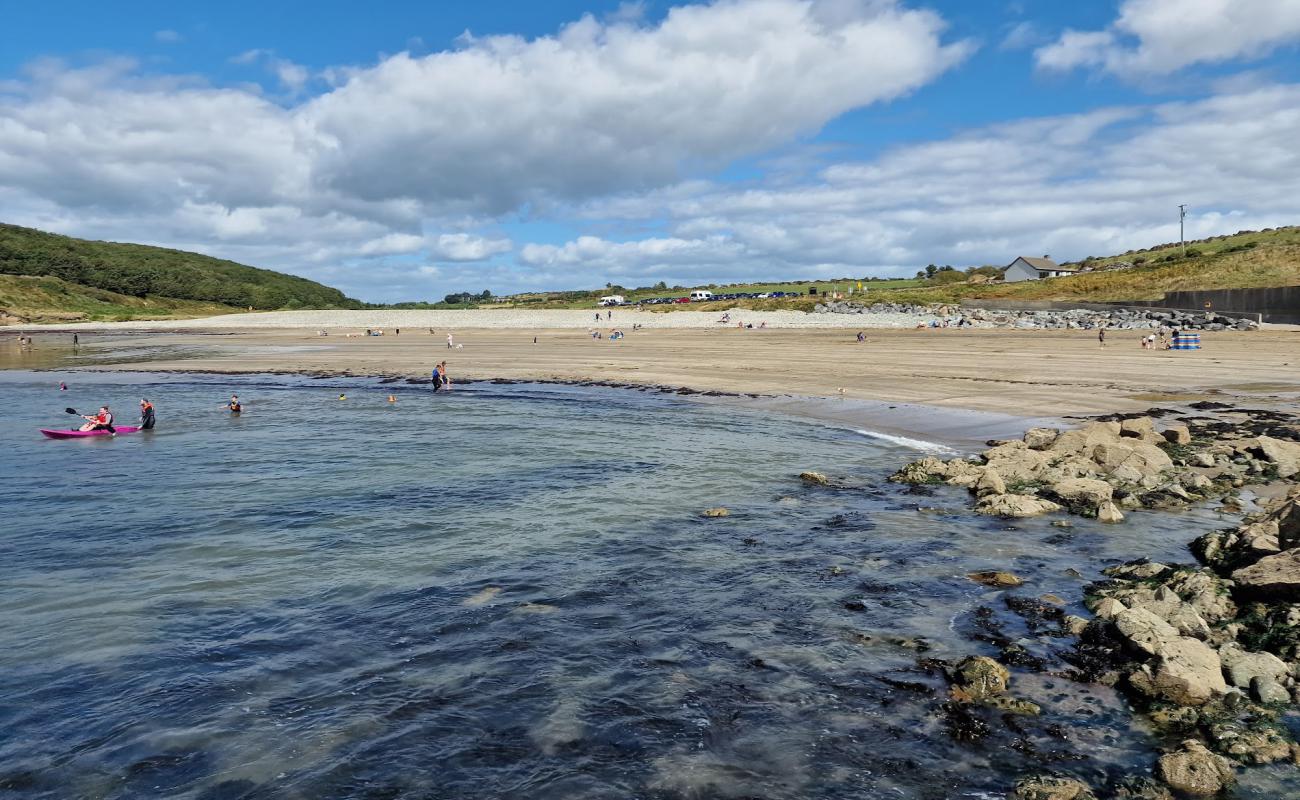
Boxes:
[1,0,1299,303]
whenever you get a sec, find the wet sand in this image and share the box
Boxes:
[36,325,1300,418]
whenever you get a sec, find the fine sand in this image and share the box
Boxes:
[44,324,1300,419]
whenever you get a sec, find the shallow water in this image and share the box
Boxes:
[0,368,1294,798]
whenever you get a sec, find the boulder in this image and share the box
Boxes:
[1251,675,1291,704]
[1156,740,1235,795]
[1121,417,1164,444]
[1132,637,1229,706]
[1251,436,1300,478]
[1092,597,1128,620]
[1231,548,1300,601]
[1009,775,1096,800]
[1050,478,1113,508]
[1091,441,1175,479]
[975,467,1007,497]
[1023,427,1060,450]
[976,494,1062,518]
[1218,644,1290,688]
[1205,719,1293,764]
[968,570,1023,588]
[800,471,832,486]
[1098,501,1125,524]
[952,655,1009,701]
[1163,425,1192,445]
[984,443,1051,483]
[1114,608,1181,656]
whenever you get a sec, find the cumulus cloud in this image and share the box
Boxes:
[0,0,970,300]
[154,30,183,44]
[430,233,513,261]
[1036,0,1300,75]
[529,83,1300,286]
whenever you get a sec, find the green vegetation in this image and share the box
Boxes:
[0,223,360,320]
[0,273,239,323]
[496,276,920,310]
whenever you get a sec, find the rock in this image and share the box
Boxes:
[1156,740,1235,795]
[1132,637,1229,706]
[1050,478,1114,509]
[1092,441,1175,479]
[1192,452,1216,468]
[1023,427,1060,450]
[1163,425,1192,445]
[967,570,1023,588]
[1009,776,1096,800]
[1219,644,1290,688]
[1064,615,1090,635]
[1251,675,1291,704]
[1092,597,1127,620]
[1205,719,1293,764]
[1110,775,1174,800]
[984,443,1051,483]
[1050,421,1123,457]
[1115,608,1181,656]
[1180,472,1214,492]
[1098,501,1125,524]
[1231,548,1300,601]
[976,494,1062,518]
[1051,519,1074,528]
[984,695,1042,715]
[1251,436,1300,478]
[952,655,1009,701]
[1106,561,1171,580]
[702,507,730,518]
[1121,417,1164,444]
[975,467,1007,497]
[800,471,832,486]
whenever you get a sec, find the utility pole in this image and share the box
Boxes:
[1179,204,1187,256]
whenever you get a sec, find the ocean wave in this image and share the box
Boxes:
[854,428,957,454]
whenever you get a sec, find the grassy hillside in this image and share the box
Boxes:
[495,277,921,310]
[0,274,240,324]
[865,227,1300,306]
[0,223,360,316]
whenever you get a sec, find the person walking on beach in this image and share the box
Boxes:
[447,332,454,349]
[1098,328,1107,348]
[72,333,79,346]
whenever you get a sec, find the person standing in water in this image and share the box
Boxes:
[226,394,242,414]
[139,399,155,430]
[440,361,451,390]
[432,363,445,391]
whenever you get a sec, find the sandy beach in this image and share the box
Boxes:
[22,321,1299,419]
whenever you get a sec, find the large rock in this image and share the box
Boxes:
[1050,421,1123,456]
[1251,436,1300,478]
[1163,425,1192,445]
[1156,740,1235,796]
[1009,775,1096,800]
[1050,478,1113,508]
[968,570,1023,588]
[1231,548,1300,601]
[984,442,1050,483]
[1218,643,1290,688]
[1115,608,1181,656]
[1091,441,1175,479]
[975,467,1007,497]
[1132,637,1229,706]
[1022,427,1060,450]
[976,494,1062,518]
[1097,501,1125,524]
[1121,417,1164,444]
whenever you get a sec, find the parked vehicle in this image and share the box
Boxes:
[599,295,625,306]
[689,290,714,302]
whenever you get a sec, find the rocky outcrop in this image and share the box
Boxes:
[813,301,1259,332]
[1009,775,1096,800]
[1155,740,1235,796]
[1232,549,1300,601]
[976,494,1062,518]
[1250,436,1300,478]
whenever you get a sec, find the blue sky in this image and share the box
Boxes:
[2,0,1299,302]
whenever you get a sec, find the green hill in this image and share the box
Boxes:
[0,223,360,322]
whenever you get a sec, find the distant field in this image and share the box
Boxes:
[0,273,238,323]
[498,277,921,310]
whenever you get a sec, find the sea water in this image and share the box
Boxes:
[0,367,1295,798]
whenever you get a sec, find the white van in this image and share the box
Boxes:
[689,290,714,302]
[598,295,625,306]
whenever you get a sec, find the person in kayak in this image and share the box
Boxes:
[139,399,155,430]
[226,394,242,414]
[79,406,114,432]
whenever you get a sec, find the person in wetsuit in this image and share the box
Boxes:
[139,399,155,430]
[79,406,115,432]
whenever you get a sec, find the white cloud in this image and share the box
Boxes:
[154,30,183,44]
[430,233,513,261]
[527,84,1300,286]
[0,0,970,300]
[1036,0,1300,76]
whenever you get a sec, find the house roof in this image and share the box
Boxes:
[1008,256,1076,272]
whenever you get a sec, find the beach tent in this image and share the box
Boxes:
[1170,332,1202,350]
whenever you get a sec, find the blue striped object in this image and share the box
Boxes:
[1170,332,1201,350]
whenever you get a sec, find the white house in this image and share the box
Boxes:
[1003,256,1080,282]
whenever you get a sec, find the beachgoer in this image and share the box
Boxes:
[533,336,538,344]
[856,331,865,343]
[72,334,78,346]
[388,395,397,403]
[447,333,454,349]
[595,313,600,322]
[226,395,242,414]
[139,399,155,430]
[79,405,114,432]
[1098,328,1107,347]
[59,382,67,391]
[395,329,400,336]
[338,393,347,401]
[432,363,444,392]
[439,361,451,390]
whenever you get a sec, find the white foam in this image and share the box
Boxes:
[855,428,957,454]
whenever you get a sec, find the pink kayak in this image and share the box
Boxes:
[40,426,142,440]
